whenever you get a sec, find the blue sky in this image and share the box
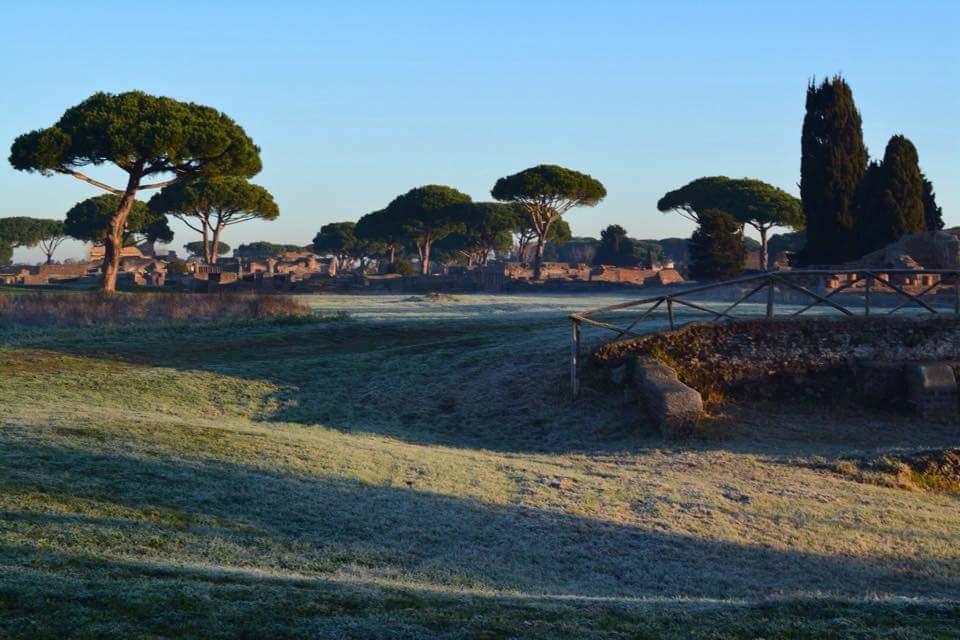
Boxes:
[1,0,957,261]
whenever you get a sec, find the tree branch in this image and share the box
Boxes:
[137,177,180,191]
[223,214,259,226]
[56,167,122,194]
[173,215,207,235]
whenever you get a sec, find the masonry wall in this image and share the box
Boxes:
[593,316,960,403]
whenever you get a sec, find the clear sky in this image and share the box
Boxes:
[1,0,957,262]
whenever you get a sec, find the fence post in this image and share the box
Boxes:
[570,318,581,399]
[864,276,871,317]
[766,278,775,318]
[667,298,675,330]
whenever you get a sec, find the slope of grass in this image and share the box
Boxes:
[1,293,958,638]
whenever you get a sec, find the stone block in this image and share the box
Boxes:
[906,362,958,419]
[633,356,702,437]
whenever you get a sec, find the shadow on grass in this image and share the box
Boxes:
[2,438,958,604]
[1,318,650,455]
[3,550,958,640]
[4,318,958,459]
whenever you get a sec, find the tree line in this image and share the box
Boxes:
[2,79,947,289]
[651,75,945,280]
[312,165,606,279]
[5,92,606,286]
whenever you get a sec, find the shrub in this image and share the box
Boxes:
[166,260,190,274]
[689,209,746,281]
[392,260,416,276]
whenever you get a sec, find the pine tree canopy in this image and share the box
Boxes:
[64,194,172,245]
[10,91,261,181]
[658,176,801,270]
[149,178,278,224]
[185,241,230,257]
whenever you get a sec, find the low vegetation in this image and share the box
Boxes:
[827,449,960,494]
[0,291,314,327]
[0,294,958,637]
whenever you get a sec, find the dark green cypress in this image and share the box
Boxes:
[800,76,867,265]
[879,135,926,239]
[853,161,886,255]
[921,174,944,231]
[688,209,746,281]
[857,135,927,254]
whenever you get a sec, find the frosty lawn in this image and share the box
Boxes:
[0,293,958,638]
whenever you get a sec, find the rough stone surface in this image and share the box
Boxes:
[907,363,958,419]
[594,317,960,405]
[631,356,703,437]
[856,227,960,270]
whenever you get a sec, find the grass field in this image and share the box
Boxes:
[1,292,959,638]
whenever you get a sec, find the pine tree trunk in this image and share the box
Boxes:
[533,239,546,280]
[202,223,212,264]
[102,195,135,292]
[102,162,144,293]
[102,216,126,293]
[532,221,552,280]
[421,239,431,275]
[517,234,530,263]
[210,225,224,264]
[759,227,769,271]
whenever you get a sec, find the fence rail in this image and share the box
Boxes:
[567,268,960,397]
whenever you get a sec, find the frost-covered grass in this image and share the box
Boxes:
[1,292,959,638]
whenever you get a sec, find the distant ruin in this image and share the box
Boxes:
[854,227,960,271]
[0,240,689,293]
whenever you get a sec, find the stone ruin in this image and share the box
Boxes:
[855,227,960,271]
[594,316,960,436]
[479,261,685,291]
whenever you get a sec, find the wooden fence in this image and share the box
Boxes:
[567,269,960,397]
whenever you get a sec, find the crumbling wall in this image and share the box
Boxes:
[593,316,960,406]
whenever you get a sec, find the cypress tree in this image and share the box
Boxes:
[688,209,746,281]
[857,135,926,254]
[921,174,944,231]
[879,135,926,238]
[853,161,886,255]
[800,76,867,265]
